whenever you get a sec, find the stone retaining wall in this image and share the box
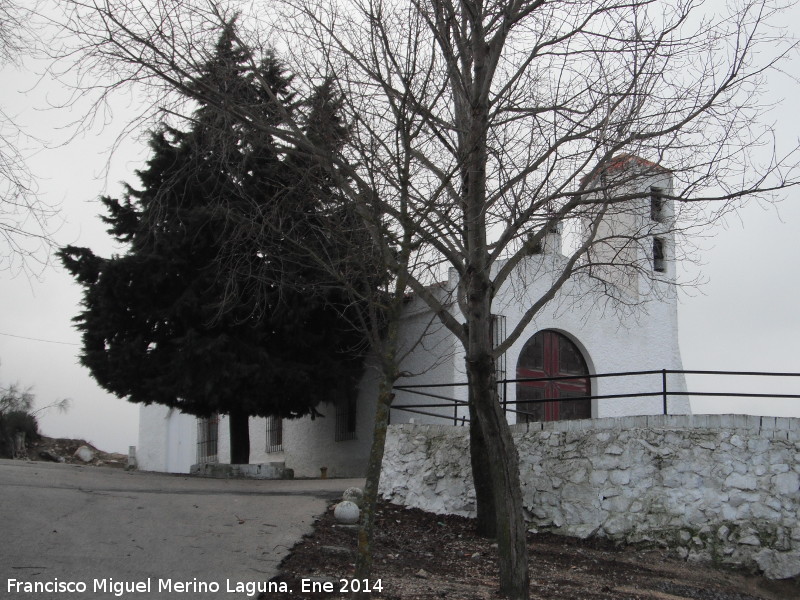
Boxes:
[378,415,800,579]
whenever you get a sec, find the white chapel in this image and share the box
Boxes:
[137,156,690,477]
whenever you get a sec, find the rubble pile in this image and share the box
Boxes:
[26,436,127,467]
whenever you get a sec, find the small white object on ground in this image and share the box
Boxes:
[333,501,360,524]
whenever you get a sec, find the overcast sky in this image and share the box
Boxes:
[1,2,799,454]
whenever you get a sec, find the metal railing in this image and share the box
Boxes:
[390,369,800,425]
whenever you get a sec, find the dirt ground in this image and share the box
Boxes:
[273,501,800,600]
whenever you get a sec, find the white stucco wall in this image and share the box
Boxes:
[137,407,284,473]
[281,363,380,478]
[137,404,196,473]
[248,416,278,465]
[498,253,689,419]
[387,244,690,429]
[390,284,463,425]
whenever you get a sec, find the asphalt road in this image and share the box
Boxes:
[0,459,363,599]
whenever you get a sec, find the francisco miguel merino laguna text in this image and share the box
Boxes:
[6,577,289,597]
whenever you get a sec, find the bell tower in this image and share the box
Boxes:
[583,154,676,298]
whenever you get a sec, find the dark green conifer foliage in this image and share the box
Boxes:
[59,25,368,464]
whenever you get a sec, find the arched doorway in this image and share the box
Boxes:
[516,330,591,423]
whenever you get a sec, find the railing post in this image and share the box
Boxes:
[662,369,668,415]
[503,379,508,415]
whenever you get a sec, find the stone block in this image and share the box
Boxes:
[669,415,691,429]
[564,523,602,539]
[590,470,609,486]
[751,503,780,521]
[634,437,670,457]
[602,514,633,537]
[739,534,761,547]
[754,550,800,580]
[731,460,748,475]
[717,525,730,541]
[616,416,636,430]
[569,468,588,484]
[721,504,738,521]
[733,415,760,430]
[74,445,95,463]
[602,495,632,513]
[761,417,778,430]
[774,472,800,495]
[725,473,758,490]
[681,473,705,489]
[592,418,618,430]
[694,415,711,429]
[609,469,631,486]
[717,414,736,429]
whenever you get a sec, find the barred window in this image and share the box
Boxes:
[196,415,219,463]
[335,397,357,442]
[266,415,283,452]
[491,314,507,403]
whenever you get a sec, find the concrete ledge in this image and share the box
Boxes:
[401,414,800,436]
[190,462,294,479]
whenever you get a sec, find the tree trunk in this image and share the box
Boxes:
[353,377,395,598]
[229,410,250,464]
[469,398,497,538]
[462,259,529,598]
[467,352,529,599]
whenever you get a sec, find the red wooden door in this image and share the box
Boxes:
[516,331,590,422]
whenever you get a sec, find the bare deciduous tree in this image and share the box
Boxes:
[0,0,57,275]
[53,0,799,597]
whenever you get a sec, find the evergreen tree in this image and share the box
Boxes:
[59,25,368,464]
